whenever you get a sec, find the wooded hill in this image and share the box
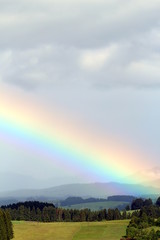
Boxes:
[59,195,135,207]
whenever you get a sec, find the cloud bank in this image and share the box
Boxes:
[0,0,160,89]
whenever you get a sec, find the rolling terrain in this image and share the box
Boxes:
[0,182,159,201]
[63,201,129,211]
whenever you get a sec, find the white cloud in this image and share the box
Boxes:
[79,45,117,71]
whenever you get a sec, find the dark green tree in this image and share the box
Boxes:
[0,209,13,240]
[156,197,160,207]
[131,198,144,210]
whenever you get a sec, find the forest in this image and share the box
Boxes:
[1,197,157,223]
[123,196,160,240]
[1,200,129,222]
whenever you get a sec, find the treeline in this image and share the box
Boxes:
[59,197,108,207]
[131,198,153,210]
[130,196,160,210]
[0,209,13,240]
[2,201,132,222]
[122,197,160,240]
[2,201,55,211]
[3,197,160,224]
[59,195,134,207]
[107,195,135,203]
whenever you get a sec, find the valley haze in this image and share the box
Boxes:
[0,182,160,201]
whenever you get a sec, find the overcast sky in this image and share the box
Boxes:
[1,0,160,191]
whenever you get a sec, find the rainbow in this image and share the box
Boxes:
[0,85,151,184]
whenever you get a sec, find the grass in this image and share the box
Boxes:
[13,219,129,240]
[73,220,129,240]
[63,201,129,211]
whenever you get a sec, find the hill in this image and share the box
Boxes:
[0,182,159,202]
[107,195,135,202]
[57,196,134,210]
[59,196,108,207]
[62,201,129,211]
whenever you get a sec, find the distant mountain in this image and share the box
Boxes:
[0,182,160,201]
[0,198,19,207]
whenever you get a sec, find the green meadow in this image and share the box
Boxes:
[13,220,129,240]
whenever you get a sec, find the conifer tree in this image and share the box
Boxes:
[0,209,13,240]
[5,210,14,239]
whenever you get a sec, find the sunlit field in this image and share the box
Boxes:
[13,220,129,240]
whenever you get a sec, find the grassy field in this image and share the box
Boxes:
[63,201,129,211]
[13,220,129,240]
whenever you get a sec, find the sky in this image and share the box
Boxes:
[1,0,160,191]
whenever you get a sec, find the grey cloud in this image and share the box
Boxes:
[0,0,160,49]
[0,0,160,89]
[0,45,82,89]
